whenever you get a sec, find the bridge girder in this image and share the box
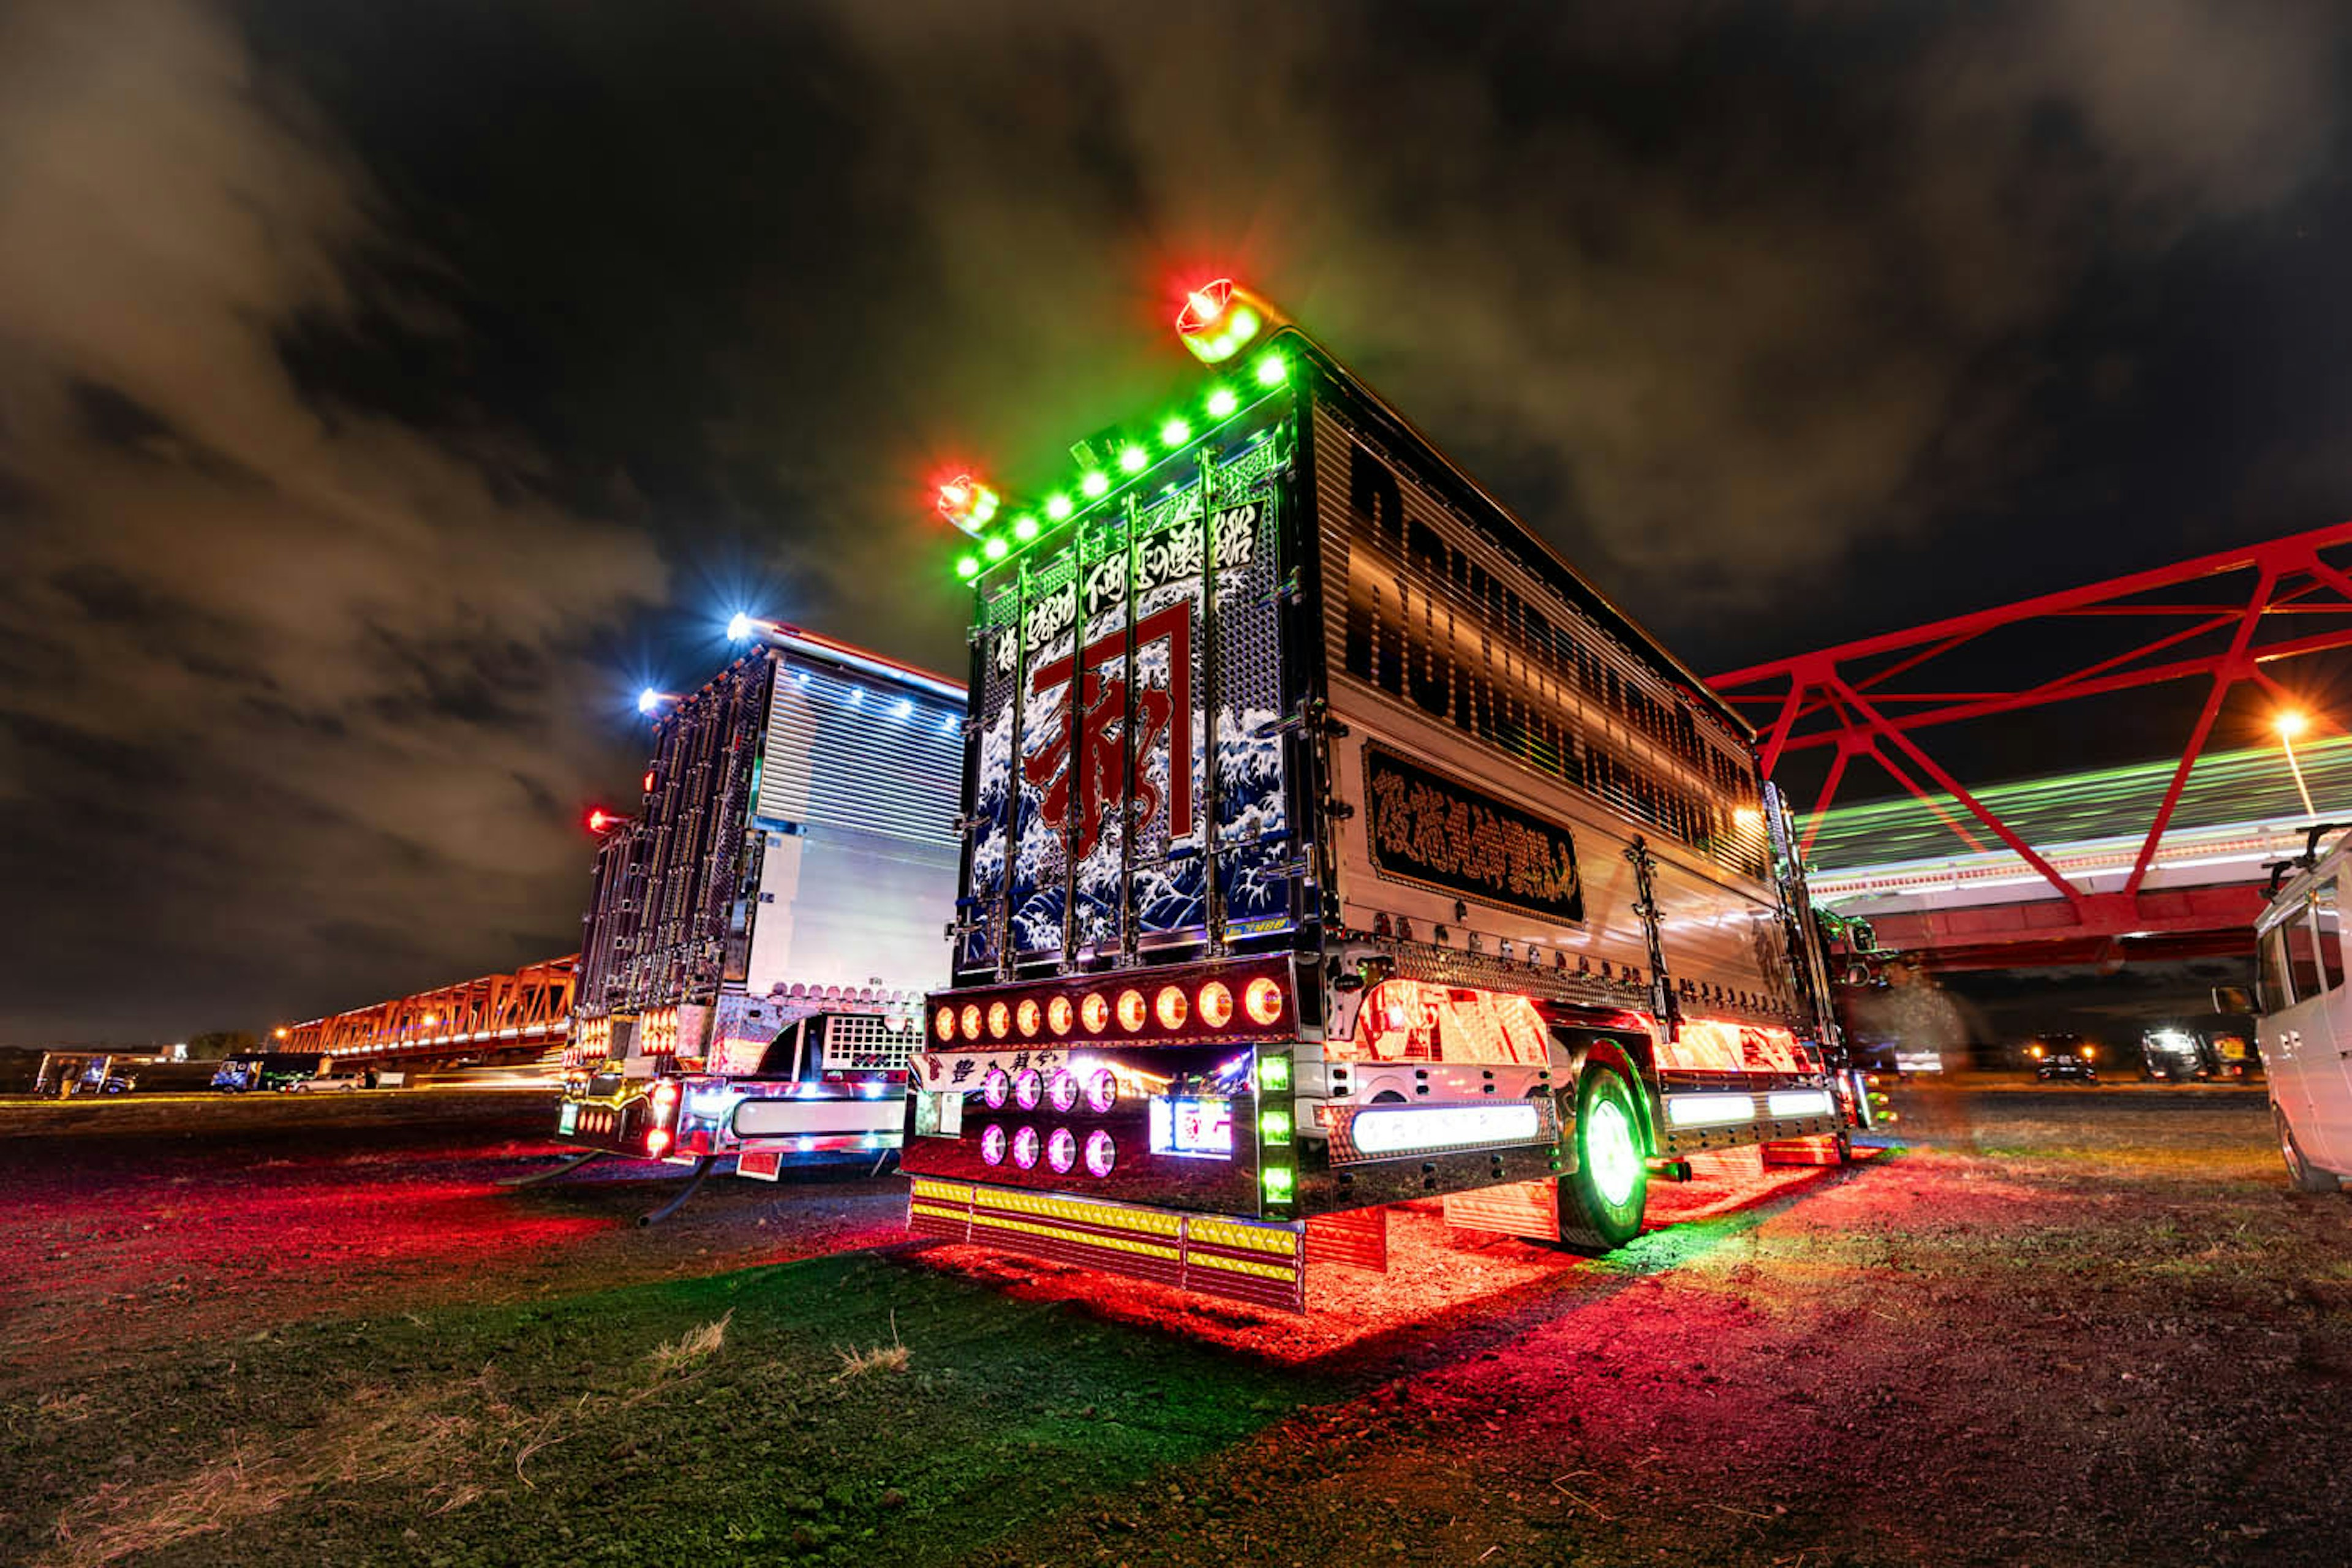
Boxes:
[1713,520,2352,963]
[284,954,576,1063]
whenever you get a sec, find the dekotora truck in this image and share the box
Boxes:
[551,622,963,1189]
[902,280,1869,1311]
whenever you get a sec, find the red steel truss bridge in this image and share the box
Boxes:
[1711,521,2352,969]
[285,954,576,1065]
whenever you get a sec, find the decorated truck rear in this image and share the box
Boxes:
[552,622,962,1185]
[904,281,1866,1310]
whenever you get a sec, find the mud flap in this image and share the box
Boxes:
[1444,1178,1561,1242]
[1305,1207,1389,1272]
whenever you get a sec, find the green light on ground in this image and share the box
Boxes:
[982,536,1009,560]
[1044,494,1072,521]
[1254,352,1286,387]
[1080,471,1109,498]
[954,555,979,579]
[1257,1054,1289,1091]
[1160,417,1192,447]
[1012,514,1038,541]
[1205,386,1238,419]
[1118,444,1148,473]
[1260,1109,1292,1142]
[1261,1165,1294,1201]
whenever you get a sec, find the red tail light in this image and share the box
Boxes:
[646,1128,673,1158]
[1244,976,1285,1027]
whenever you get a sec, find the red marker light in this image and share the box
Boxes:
[1175,278,1265,364]
[937,473,1001,536]
[1177,279,1234,334]
[587,808,620,834]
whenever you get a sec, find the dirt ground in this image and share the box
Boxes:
[2,1083,2347,1566]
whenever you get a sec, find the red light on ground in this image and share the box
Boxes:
[586,808,619,834]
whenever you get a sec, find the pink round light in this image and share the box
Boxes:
[1012,1126,1041,1169]
[1047,1127,1077,1174]
[1085,1129,1117,1177]
[1085,1068,1118,1114]
[1012,1068,1043,1110]
[981,1066,1010,1109]
[1047,1069,1079,1113]
[979,1124,1007,1165]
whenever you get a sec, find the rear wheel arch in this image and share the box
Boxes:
[1548,1025,1660,1156]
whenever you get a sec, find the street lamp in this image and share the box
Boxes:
[2275,710,2318,818]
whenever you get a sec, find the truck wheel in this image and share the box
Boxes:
[2278,1107,2341,1193]
[1559,1065,1648,1254]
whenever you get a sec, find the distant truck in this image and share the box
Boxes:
[543,623,962,1204]
[902,280,1869,1311]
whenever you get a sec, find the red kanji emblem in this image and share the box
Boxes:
[1024,601,1193,861]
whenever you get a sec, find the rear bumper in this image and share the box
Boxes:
[909,1177,1306,1313]
[556,1076,907,1161]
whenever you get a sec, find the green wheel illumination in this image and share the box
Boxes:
[1585,1096,1640,1207]
[1559,1063,1648,1254]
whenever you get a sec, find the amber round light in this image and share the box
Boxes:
[1080,992,1110,1033]
[987,1001,1011,1039]
[1117,989,1147,1031]
[1016,998,1041,1037]
[1155,986,1188,1031]
[1197,981,1234,1028]
[1243,976,1284,1027]
[935,1007,956,1042]
[1047,995,1075,1035]
[959,1005,983,1041]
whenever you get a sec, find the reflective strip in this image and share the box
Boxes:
[971,1188,1183,1237]
[910,1204,968,1224]
[1188,1219,1300,1256]
[1188,1250,1299,1283]
[971,1212,1182,1262]
[911,1179,974,1204]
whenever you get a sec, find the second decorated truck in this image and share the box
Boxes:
[901,281,1869,1311]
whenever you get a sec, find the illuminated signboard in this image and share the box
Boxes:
[1362,744,1585,925]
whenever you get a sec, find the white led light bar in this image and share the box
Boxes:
[1352,1103,1542,1156]
[1766,1090,1834,1120]
[1664,1093,1755,1128]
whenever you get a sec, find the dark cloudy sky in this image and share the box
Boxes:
[6,0,2352,1043]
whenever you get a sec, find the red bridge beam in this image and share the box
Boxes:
[285,954,577,1061]
[1711,521,2352,919]
[1865,886,2269,972]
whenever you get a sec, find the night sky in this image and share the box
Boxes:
[7,0,2352,1043]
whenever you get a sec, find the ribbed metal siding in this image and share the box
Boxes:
[760,663,961,845]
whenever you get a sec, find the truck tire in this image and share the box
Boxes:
[1558,1064,1648,1254]
[2278,1106,2341,1193]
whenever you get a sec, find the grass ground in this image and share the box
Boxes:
[4,1086,2347,1566]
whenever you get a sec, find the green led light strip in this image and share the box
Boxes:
[952,347,1291,581]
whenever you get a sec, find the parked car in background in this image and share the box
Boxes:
[2028,1035,2099,1083]
[2141,1014,2262,1081]
[284,1072,364,1093]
